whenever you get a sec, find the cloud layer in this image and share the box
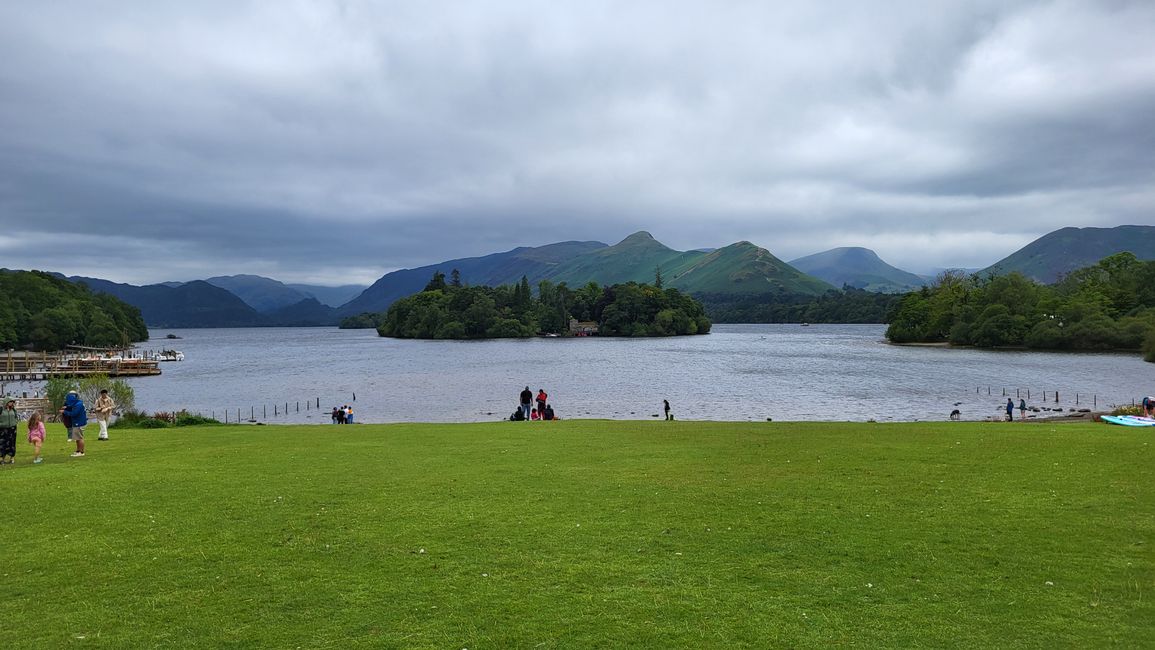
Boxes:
[1,0,1152,284]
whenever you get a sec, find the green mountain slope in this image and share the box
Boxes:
[338,240,607,316]
[789,247,926,293]
[669,241,835,295]
[544,232,702,286]
[982,225,1155,283]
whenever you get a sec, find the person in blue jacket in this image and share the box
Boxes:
[60,391,88,457]
[1005,398,1014,422]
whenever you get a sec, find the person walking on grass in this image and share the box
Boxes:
[519,386,533,421]
[27,411,45,464]
[94,389,115,440]
[60,391,88,457]
[0,399,19,464]
[1006,398,1014,422]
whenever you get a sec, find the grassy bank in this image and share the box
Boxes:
[2,420,1152,648]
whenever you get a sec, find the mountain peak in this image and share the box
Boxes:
[617,231,658,245]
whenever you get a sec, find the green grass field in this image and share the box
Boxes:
[2,420,1152,648]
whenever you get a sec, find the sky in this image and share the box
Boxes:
[1,0,1153,286]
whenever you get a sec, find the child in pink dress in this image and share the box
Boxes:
[27,411,45,464]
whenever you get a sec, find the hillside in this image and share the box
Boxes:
[205,275,314,312]
[286,283,366,308]
[666,241,834,295]
[982,225,1155,283]
[789,247,926,293]
[338,240,607,316]
[74,278,266,328]
[545,233,833,295]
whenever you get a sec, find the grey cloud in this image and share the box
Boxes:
[0,0,1152,285]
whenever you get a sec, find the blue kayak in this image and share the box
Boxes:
[1102,415,1155,427]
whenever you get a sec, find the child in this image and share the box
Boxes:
[27,411,45,464]
[530,407,541,421]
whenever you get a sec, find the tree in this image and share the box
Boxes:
[424,271,447,292]
[654,265,664,289]
[450,268,462,288]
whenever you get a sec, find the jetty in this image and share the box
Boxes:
[0,347,162,381]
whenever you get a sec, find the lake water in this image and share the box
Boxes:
[82,325,1155,424]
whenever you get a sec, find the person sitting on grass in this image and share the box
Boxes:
[27,411,45,464]
[543,404,555,421]
[530,407,541,421]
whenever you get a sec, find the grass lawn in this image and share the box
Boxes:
[1,420,1152,648]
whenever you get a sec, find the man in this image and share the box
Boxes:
[61,391,88,457]
[1006,398,1014,422]
[0,400,19,464]
[94,389,116,440]
[519,386,533,421]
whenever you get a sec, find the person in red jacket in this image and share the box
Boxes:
[536,389,548,415]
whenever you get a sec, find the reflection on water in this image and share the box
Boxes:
[104,325,1152,424]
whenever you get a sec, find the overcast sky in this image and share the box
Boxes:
[1,1,1153,286]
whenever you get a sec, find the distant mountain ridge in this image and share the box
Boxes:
[789,247,926,293]
[51,224,1153,327]
[981,225,1155,283]
[341,232,835,316]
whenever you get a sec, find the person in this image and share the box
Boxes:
[61,405,73,442]
[510,407,525,421]
[331,407,339,424]
[0,399,18,464]
[336,406,346,425]
[346,405,354,424]
[1005,398,1014,422]
[1144,396,1155,418]
[519,387,533,421]
[1018,398,1027,420]
[530,407,541,421]
[94,388,116,440]
[536,389,548,415]
[664,399,672,421]
[27,411,45,464]
[61,391,88,457]
[543,404,555,420]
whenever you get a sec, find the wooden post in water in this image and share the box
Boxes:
[1055,391,1059,403]
[274,404,278,416]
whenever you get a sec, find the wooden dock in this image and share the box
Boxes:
[1,349,161,381]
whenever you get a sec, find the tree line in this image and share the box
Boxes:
[886,253,1155,361]
[698,287,902,324]
[0,270,149,350]
[373,272,711,339]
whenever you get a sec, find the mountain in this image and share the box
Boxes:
[338,240,608,315]
[286,283,367,308]
[73,277,266,328]
[665,241,835,295]
[264,298,339,326]
[205,275,314,312]
[982,225,1155,283]
[788,247,926,293]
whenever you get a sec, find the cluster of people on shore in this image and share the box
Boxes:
[0,389,115,465]
[512,386,558,421]
[330,405,355,424]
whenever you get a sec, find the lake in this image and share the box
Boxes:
[79,325,1154,424]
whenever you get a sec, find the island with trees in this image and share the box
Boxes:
[373,272,711,339]
[886,253,1155,361]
